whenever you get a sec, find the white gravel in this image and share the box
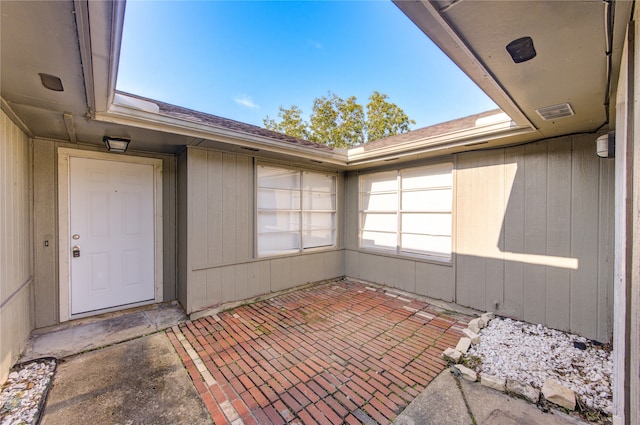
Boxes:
[468,318,613,414]
[1,358,56,425]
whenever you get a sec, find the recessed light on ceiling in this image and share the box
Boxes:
[39,73,64,91]
[506,36,536,63]
[535,103,575,120]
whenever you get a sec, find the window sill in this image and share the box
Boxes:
[355,247,453,267]
[258,245,339,260]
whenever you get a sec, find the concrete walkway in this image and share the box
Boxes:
[21,301,186,361]
[395,369,588,425]
[40,333,213,425]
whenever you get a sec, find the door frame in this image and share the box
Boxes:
[58,147,163,321]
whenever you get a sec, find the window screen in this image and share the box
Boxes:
[258,165,336,256]
[359,163,452,260]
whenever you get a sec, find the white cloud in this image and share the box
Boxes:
[234,95,259,109]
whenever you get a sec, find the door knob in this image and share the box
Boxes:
[72,245,80,258]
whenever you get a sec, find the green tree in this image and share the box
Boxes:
[366,91,416,142]
[309,92,365,148]
[263,105,309,139]
[264,91,413,147]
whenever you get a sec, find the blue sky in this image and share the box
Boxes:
[117,1,497,130]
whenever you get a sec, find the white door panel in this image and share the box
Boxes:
[70,157,155,315]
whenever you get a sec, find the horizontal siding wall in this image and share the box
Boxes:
[456,135,614,341]
[1,109,33,383]
[184,147,345,314]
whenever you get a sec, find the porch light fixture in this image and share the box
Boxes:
[39,73,64,91]
[596,131,615,158]
[103,136,130,153]
[506,36,536,63]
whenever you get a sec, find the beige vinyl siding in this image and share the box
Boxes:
[1,109,33,383]
[182,147,345,314]
[456,134,614,342]
[31,139,177,328]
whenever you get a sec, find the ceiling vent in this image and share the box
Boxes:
[535,103,575,120]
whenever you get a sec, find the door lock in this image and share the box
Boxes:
[72,246,80,258]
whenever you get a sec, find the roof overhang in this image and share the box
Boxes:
[2,0,634,170]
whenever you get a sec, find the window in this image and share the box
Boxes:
[359,163,452,261]
[257,165,336,256]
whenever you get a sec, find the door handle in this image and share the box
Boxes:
[72,245,80,258]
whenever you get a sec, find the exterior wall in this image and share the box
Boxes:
[345,134,614,342]
[1,109,33,383]
[612,14,640,424]
[456,135,614,342]
[344,170,455,300]
[31,139,177,328]
[181,146,345,314]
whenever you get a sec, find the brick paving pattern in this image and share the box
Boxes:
[167,280,471,425]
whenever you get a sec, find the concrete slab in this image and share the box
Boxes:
[395,369,590,425]
[394,370,472,425]
[459,377,588,425]
[40,333,212,425]
[21,302,186,361]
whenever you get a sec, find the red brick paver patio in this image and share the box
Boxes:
[167,280,472,425]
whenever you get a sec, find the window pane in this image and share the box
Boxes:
[402,213,452,236]
[303,229,335,248]
[360,171,397,193]
[401,163,452,189]
[258,166,337,256]
[361,212,397,232]
[258,188,301,210]
[401,188,452,212]
[361,192,397,211]
[258,232,300,255]
[257,211,300,233]
[303,212,335,230]
[303,172,336,193]
[258,166,299,189]
[303,191,335,210]
[303,212,335,248]
[360,192,398,212]
[361,231,396,250]
[401,234,451,257]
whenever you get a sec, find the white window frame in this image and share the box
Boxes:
[257,164,337,257]
[359,163,453,262]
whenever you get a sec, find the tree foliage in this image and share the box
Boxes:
[309,93,365,148]
[263,105,309,139]
[366,91,416,142]
[263,91,414,148]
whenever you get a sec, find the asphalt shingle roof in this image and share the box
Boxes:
[117,91,334,152]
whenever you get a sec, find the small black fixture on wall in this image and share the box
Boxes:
[103,136,130,153]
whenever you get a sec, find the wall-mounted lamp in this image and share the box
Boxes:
[103,136,130,153]
[596,131,615,158]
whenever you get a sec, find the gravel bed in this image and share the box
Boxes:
[468,317,612,415]
[1,358,56,425]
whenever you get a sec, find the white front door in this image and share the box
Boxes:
[69,157,155,315]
